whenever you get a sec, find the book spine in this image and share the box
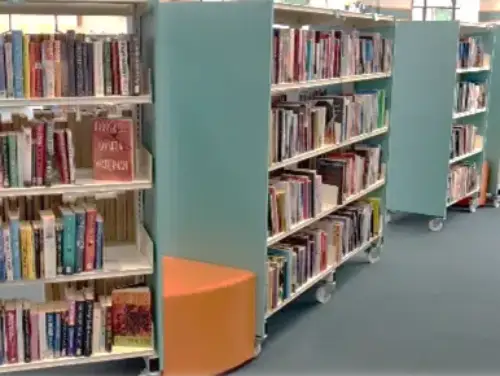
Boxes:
[38,310,47,359]
[111,40,120,95]
[20,225,28,279]
[0,311,4,365]
[75,37,84,97]
[29,40,36,98]
[22,304,31,362]
[9,219,21,281]
[93,40,104,96]
[75,299,84,357]
[12,31,24,98]
[46,311,54,358]
[103,41,113,96]
[22,127,32,187]
[23,34,30,98]
[33,225,41,279]
[75,211,85,273]
[54,311,61,358]
[91,302,101,353]
[5,41,13,98]
[42,39,55,98]
[44,120,54,186]
[29,309,39,361]
[7,133,18,188]
[60,35,69,97]
[54,130,69,184]
[55,221,63,275]
[35,122,45,186]
[34,40,43,98]
[16,133,23,187]
[62,211,75,275]
[3,227,12,281]
[83,297,93,357]
[41,214,56,279]
[1,135,8,188]
[82,39,89,96]
[84,207,96,271]
[104,305,112,352]
[0,36,6,98]
[0,228,4,281]
[54,39,62,97]
[118,39,129,96]
[65,129,76,183]
[66,31,76,97]
[25,225,35,280]
[67,299,75,356]
[95,215,104,270]
[5,309,17,363]
[15,301,23,362]
[60,311,67,357]
[129,35,141,95]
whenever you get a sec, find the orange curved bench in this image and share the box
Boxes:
[162,256,256,375]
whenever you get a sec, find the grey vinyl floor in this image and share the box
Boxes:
[21,208,500,375]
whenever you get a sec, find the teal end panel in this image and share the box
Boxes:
[485,28,500,195]
[387,21,459,218]
[155,0,273,340]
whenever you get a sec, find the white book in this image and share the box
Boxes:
[38,307,48,359]
[20,128,32,187]
[15,300,24,362]
[93,40,104,97]
[92,300,102,353]
[40,211,56,279]
[118,39,130,96]
[4,42,13,98]
[65,129,76,184]
[3,226,13,281]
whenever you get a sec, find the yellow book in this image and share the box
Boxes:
[23,34,30,98]
[19,222,29,279]
[367,197,381,234]
[25,223,35,280]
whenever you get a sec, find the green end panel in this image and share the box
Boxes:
[485,28,500,195]
[387,21,459,218]
[155,0,273,340]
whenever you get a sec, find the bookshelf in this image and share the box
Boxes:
[387,20,493,232]
[0,0,158,375]
[155,0,393,363]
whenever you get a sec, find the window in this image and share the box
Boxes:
[412,0,459,21]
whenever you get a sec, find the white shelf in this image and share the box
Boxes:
[271,72,391,94]
[267,178,385,246]
[0,346,155,373]
[0,147,152,199]
[456,66,490,74]
[453,107,487,119]
[449,148,483,165]
[273,3,395,28]
[269,127,389,172]
[447,187,480,207]
[265,234,380,319]
[0,226,153,286]
[0,95,151,108]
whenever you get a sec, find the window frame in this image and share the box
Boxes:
[411,0,459,21]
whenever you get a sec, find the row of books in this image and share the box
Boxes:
[272,28,392,85]
[0,115,135,188]
[0,31,142,99]
[450,124,480,160]
[0,206,104,282]
[457,37,485,69]
[454,81,487,113]
[267,198,381,312]
[268,145,383,236]
[447,162,478,203]
[0,285,151,365]
[269,90,387,165]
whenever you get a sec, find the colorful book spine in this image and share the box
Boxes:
[103,40,113,96]
[83,289,93,357]
[32,222,41,279]
[67,296,76,356]
[16,133,23,187]
[54,310,61,358]
[42,38,55,98]
[74,294,84,357]
[0,35,6,98]
[1,136,8,188]
[9,216,21,281]
[66,31,76,97]
[46,311,54,359]
[60,311,68,357]
[29,308,39,361]
[55,221,63,275]
[22,302,31,363]
[84,205,96,271]
[7,133,18,188]
[12,31,24,98]
[4,40,13,98]
[61,208,76,275]
[3,226,12,281]
[95,214,104,270]
[40,211,56,279]
[23,34,30,98]
[65,129,76,184]
[0,227,5,281]
[5,304,17,363]
[75,36,84,97]
[54,39,62,97]
[118,39,129,96]
[93,40,104,97]
[21,127,32,187]
[44,120,54,186]
[74,207,86,273]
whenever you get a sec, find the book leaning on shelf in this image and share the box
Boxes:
[0,205,104,282]
[267,197,382,312]
[272,28,392,84]
[269,90,387,165]
[0,283,152,365]
[0,31,142,99]
[268,144,383,236]
[454,80,487,113]
[447,162,479,203]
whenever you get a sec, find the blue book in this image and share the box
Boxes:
[9,214,21,280]
[60,207,76,275]
[54,312,62,358]
[11,30,23,99]
[268,247,295,299]
[46,312,55,356]
[0,35,6,98]
[72,207,86,273]
[95,215,104,270]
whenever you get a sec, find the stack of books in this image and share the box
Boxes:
[0,31,142,99]
[457,36,485,69]
[0,284,152,365]
[0,205,104,282]
[447,162,479,202]
[454,81,487,113]
[272,29,392,84]
[450,124,480,159]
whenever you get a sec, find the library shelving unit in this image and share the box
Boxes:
[0,0,159,375]
[155,0,393,363]
[387,20,493,232]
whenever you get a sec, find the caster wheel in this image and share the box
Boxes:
[315,283,335,304]
[428,218,444,232]
[469,198,478,213]
[493,197,500,208]
[254,342,262,358]
[366,246,381,264]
